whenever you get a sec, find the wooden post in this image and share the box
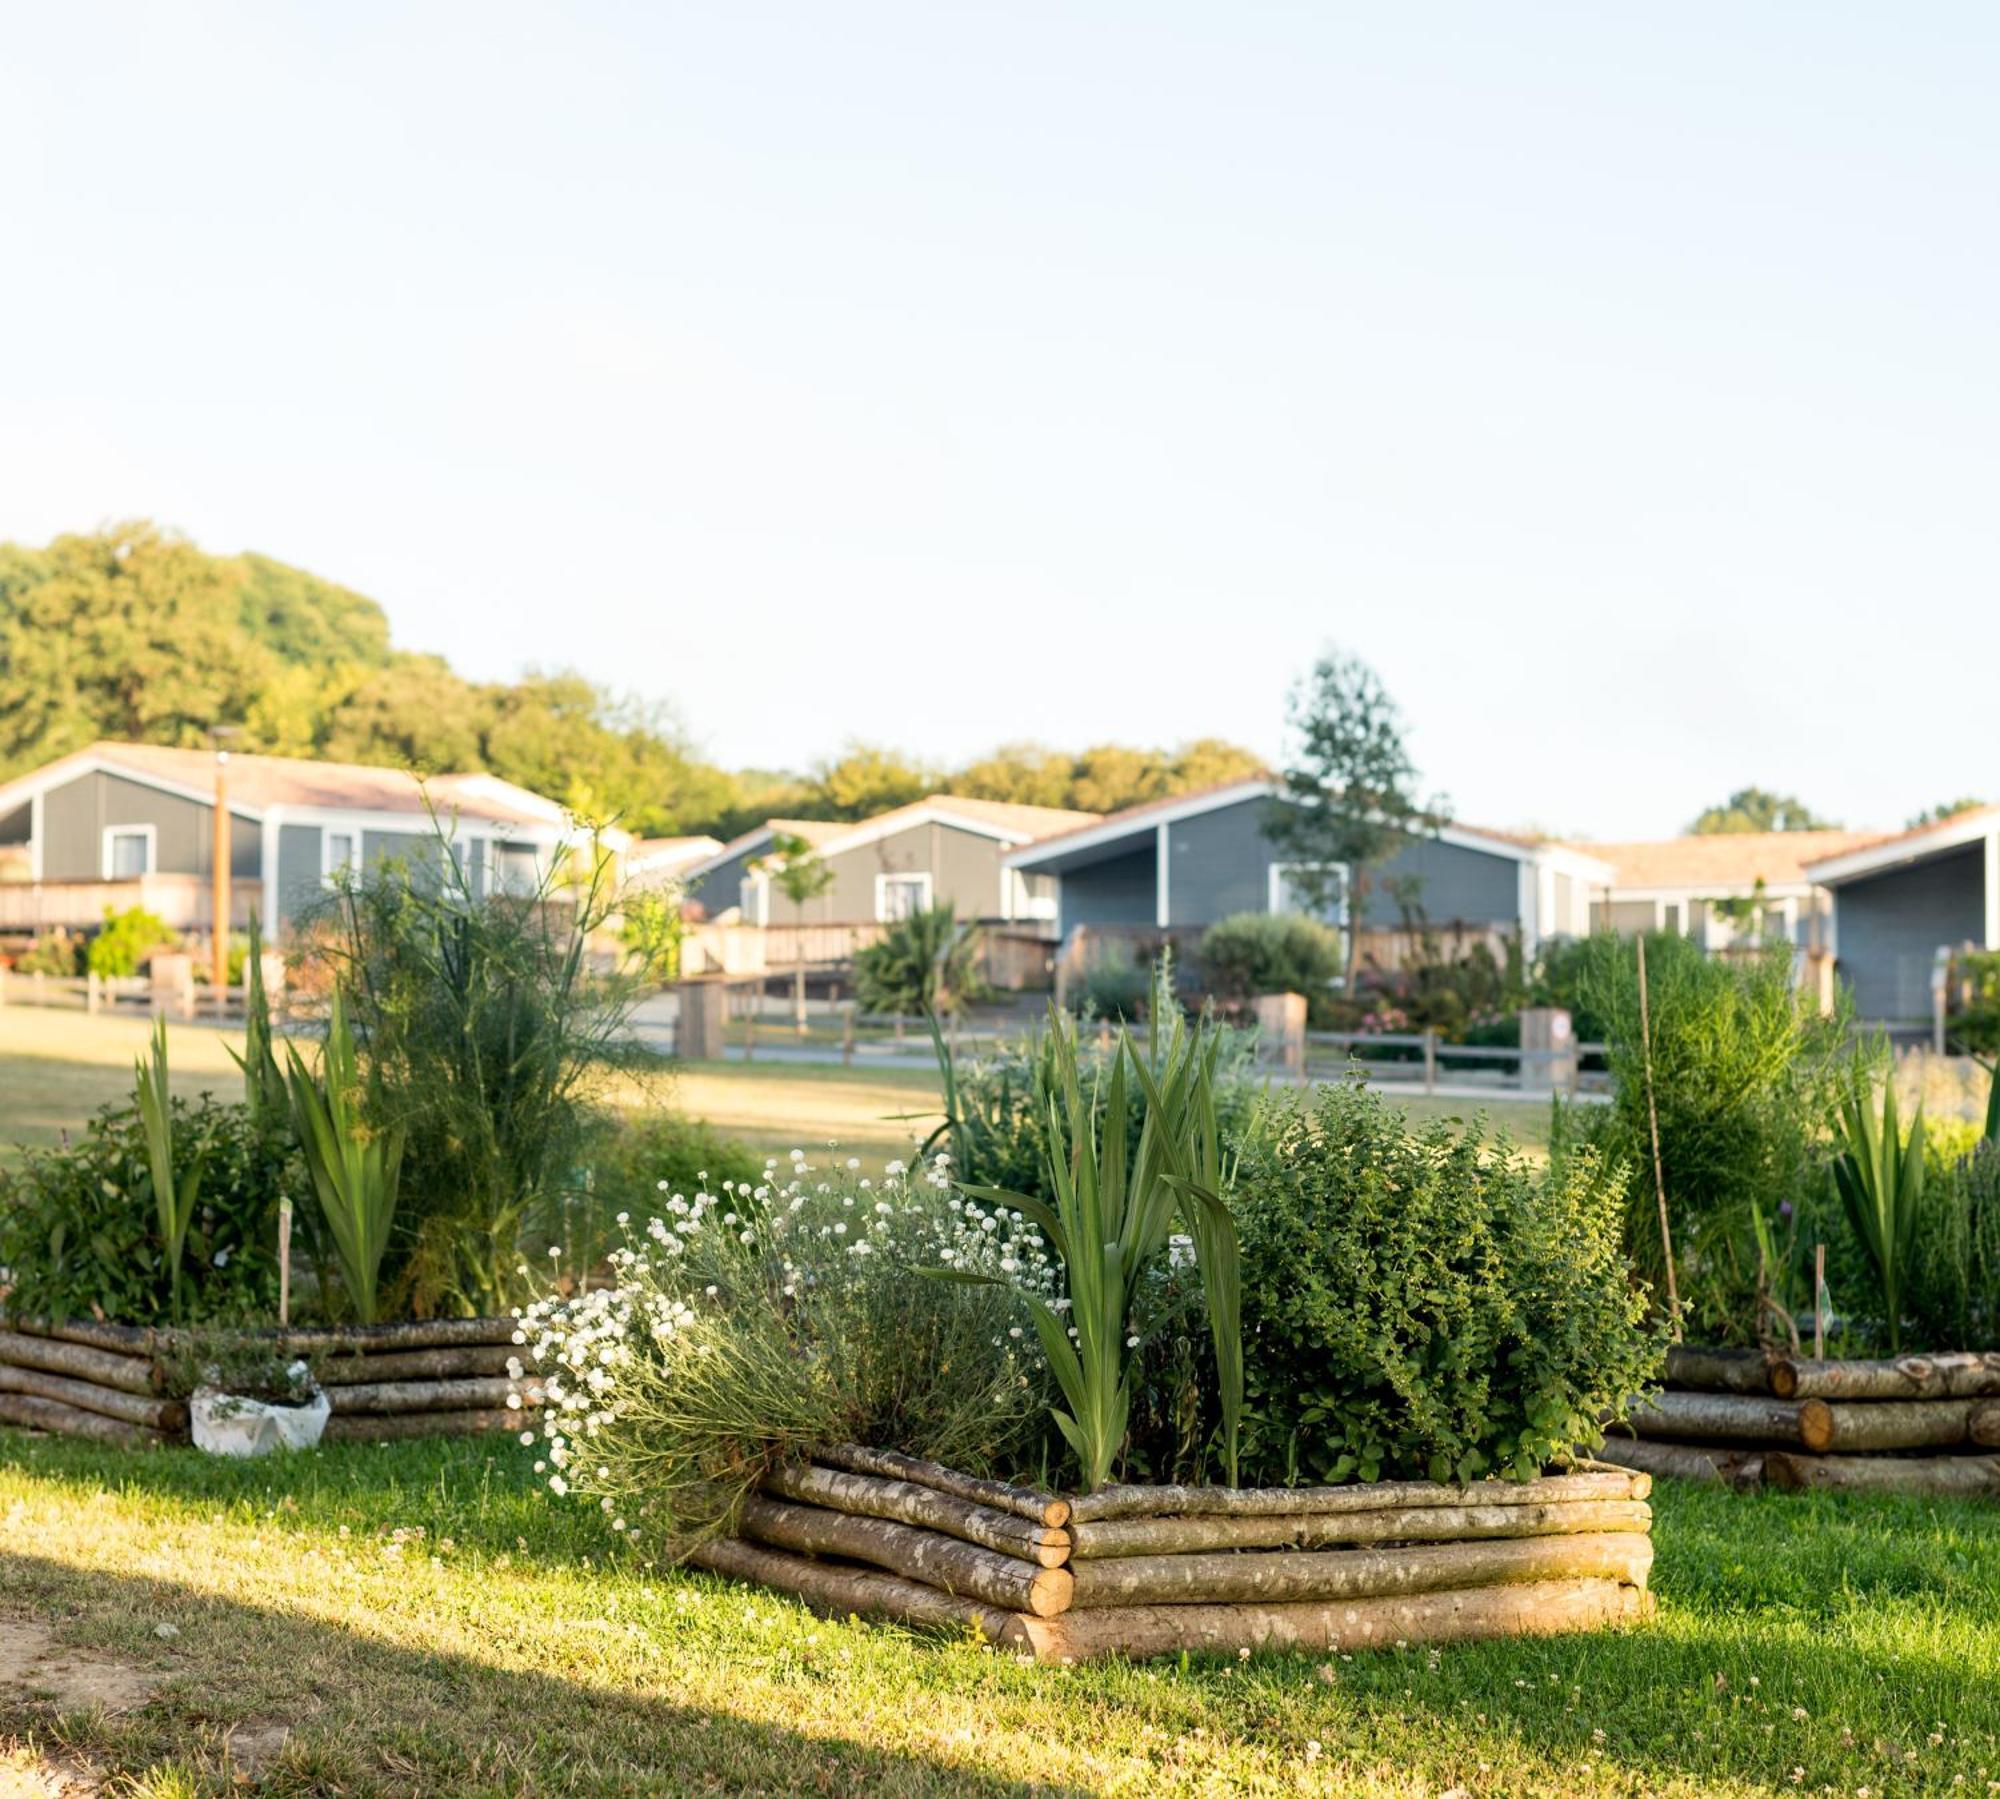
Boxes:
[212,748,232,996]
[1423,1027,1438,1093]
[1636,937,1681,1338]
[1813,1243,1826,1361]
[744,996,756,1063]
[85,971,100,1015]
[842,1005,855,1067]
[278,1196,293,1328]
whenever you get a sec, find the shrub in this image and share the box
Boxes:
[854,903,986,1017]
[1068,958,1150,1021]
[14,930,84,976]
[87,905,177,977]
[515,1153,1051,1552]
[1908,1138,2000,1349]
[1235,1083,1662,1485]
[1558,931,1855,1345]
[0,1095,291,1327]
[1198,913,1343,1024]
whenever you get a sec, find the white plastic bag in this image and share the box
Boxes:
[189,1365,330,1457]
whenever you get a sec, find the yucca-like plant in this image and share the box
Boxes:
[229,914,288,1125]
[1832,1072,1925,1353]
[952,1000,1242,1490]
[134,1017,203,1322]
[285,988,403,1324]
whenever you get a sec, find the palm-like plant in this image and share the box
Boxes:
[134,1017,202,1322]
[952,1002,1242,1490]
[284,988,403,1324]
[854,903,986,1018]
[1832,1071,1925,1353]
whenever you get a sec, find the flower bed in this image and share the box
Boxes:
[0,1315,537,1449]
[687,1445,1655,1663]
[1598,1346,2000,1497]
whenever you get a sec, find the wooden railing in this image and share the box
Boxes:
[0,876,264,933]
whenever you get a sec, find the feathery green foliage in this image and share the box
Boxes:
[854,902,986,1018]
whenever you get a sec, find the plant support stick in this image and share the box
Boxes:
[278,1196,292,1328]
[1635,937,1680,1338]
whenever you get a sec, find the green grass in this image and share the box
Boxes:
[0,1436,1996,1795]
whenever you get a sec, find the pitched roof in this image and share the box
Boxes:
[0,741,571,830]
[697,797,1099,875]
[1004,776,1603,874]
[1566,829,1884,893]
[1803,806,2000,885]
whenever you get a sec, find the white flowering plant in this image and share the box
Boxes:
[510,1148,1055,1555]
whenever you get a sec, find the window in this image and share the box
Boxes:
[738,871,770,926]
[1268,861,1347,925]
[101,825,155,879]
[876,872,932,922]
[322,828,361,885]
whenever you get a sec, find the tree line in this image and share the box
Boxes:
[0,524,1263,840]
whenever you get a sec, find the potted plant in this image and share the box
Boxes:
[174,1338,330,1457]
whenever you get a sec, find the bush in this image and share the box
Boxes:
[514,1153,1051,1551]
[0,1095,291,1327]
[1557,931,1854,1346]
[1068,958,1150,1021]
[1907,1138,2000,1349]
[1235,1083,1662,1485]
[14,930,83,976]
[87,906,177,976]
[1198,913,1343,1024]
[539,1109,765,1270]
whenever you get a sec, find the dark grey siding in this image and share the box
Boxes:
[685,846,762,919]
[680,851,756,919]
[1059,846,1157,931]
[1153,794,1522,930]
[1836,847,1986,1023]
[40,771,257,880]
[276,823,323,931]
[1359,836,1520,928]
[1165,799,1272,925]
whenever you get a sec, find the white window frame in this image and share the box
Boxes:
[1267,860,1349,926]
[739,869,770,926]
[100,823,157,880]
[322,825,363,885]
[875,870,933,923]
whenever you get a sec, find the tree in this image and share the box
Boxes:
[809,743,932,820]
[1069,744,1171,814]
[1688,789,1835,835]
[951,741,1076,809]
[1908,797,1985,830]
[752,832,835,1032]
[1264,651,1445,989]
[1167,737,1267,792]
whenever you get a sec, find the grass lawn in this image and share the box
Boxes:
[0,1010,1555,1173]
[0,1437,1995,1795]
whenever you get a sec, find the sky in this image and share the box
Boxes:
[1,3,1995,840]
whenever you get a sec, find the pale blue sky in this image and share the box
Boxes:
[2,4,1994,838]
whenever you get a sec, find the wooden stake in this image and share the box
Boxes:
[1635,936,1680,1337]
[1813,1243,1826,1361]
[278,1196,293,1328]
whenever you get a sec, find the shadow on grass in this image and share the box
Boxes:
[0,1550,1048,1796]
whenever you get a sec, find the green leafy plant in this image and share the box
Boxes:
[229,915,288,1124]
[87,905,177,977]
[157,1333,324,1405]
[1832,1072,1926,1353]
[284,989,403,1325]
[1236,1083,1663,1485]
[14,930,84,976]
[1197,912,1343,1024]
[134,1018,203,1321]
[950,1004,1242,1490]
[0,1093,289,1327]
[854,902,986,1018]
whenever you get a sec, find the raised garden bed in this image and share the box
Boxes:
[0,1316,538,1449]
[1597,1346,2000,1497]
[687,1445,1655,1663]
